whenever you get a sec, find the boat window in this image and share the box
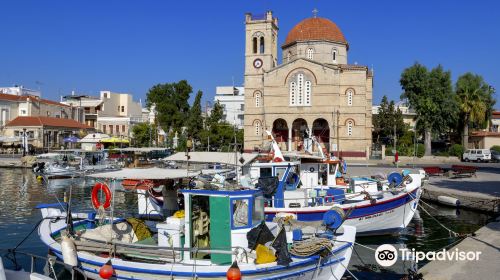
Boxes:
[252,196,265,225]
[329,164,336,174]
[260,167,272,178]
[232,199,249,228]
[275,167,287,180]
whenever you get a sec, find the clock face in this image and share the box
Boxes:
[253,58,263,69]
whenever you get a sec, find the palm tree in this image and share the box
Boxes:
[455,73,490,148]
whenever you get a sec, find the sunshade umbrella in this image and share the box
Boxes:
[63,136,80,143]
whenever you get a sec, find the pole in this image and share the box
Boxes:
[336,110,340,157]
[394,124,398,168]
[22,128,27,156]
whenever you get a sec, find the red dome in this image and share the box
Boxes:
[284,17,347,47]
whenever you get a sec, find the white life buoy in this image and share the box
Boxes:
[309,167,315,172]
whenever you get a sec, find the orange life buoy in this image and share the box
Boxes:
[91,183,112,209]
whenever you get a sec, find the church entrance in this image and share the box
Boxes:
[312,118,330,153]
[272,119,288,151]
[292,118,309,151]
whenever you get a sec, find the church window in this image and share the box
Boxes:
[305,81,311,105]
[332,49,337,62]
[347,89,353,106]
[289,73,313,106]
[255,92,261,107]
[290,82,296,105]
[297,74,304,105]
[253,37,257,54]
[255,121,261,136]
[347,120,353,136]
[307,48,314,60]
[260,37,265,54]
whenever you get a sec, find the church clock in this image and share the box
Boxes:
[253,58,263,69]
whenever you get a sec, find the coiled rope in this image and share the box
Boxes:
[290,237,333,257]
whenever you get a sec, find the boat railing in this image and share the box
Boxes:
[74,236,249,263]
[1,249,87,280]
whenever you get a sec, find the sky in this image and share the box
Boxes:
[1,0,499,108]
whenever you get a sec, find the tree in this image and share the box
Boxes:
[455,73,496,148]
[207,101,224,129]
[400,63,456,156]
[373,95,406,143]
[132,123,156,147]
[146,80,192,133]
[186,90,204,140]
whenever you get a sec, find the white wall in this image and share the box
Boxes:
[214,86,245,128]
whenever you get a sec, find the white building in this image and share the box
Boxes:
[0,85,41,98]
[214,86,244,129]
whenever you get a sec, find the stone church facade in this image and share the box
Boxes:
[243,11,373,158]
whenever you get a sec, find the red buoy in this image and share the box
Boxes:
[99,260,114,279]
[226,261,241,280]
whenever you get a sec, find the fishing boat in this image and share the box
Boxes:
[248,132,425,236]
[37,168,356,280]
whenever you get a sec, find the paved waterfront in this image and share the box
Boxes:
[419,217,500,280]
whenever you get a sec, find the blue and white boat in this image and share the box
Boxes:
[37,168,356,280]
[248,133,424,236]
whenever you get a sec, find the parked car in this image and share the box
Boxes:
[462,149,491,162]
[491,150,500,163]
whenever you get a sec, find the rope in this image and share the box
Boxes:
[290,237,333,257]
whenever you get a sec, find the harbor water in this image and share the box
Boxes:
[0,168,495,279]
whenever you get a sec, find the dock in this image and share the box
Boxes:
[422,168,500,213]
[419,217,500,279]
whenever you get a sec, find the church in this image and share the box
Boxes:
[243,11,373,158]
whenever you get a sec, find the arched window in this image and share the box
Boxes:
[290,82,296,105]
[307,48,314,60]
[347,120,353,136]
[255,121,261,136]
[253,37,257,54]
[332,49,337,62]
[260,37,265,54]
[289,72,313,106]
[305,81,311,105]
[255,92,261,107]
[297,73,304,105]
[347,89,353,106]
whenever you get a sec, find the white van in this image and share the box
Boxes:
[462,149,491,162]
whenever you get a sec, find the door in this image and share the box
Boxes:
[209,196,232,265]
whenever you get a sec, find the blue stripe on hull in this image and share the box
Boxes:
[265,189,419,222]
[50,244,351,279]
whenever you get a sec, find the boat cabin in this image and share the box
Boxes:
[157,189,266,265]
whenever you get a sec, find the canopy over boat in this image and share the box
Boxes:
[164,152,258,166]
[87,167,198,179]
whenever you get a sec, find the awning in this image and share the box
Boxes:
[164,152,258,166]
[87,167,198,179]
[101,137,130,144]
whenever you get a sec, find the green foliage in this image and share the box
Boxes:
[132,123,156,147]
[186,90,204,139]
[415,144,425,158]
[208,101,224,129]
[400,63,457,155]
[448,144,465,158]
[146,80,192,132]
[490,145,500,153]
[455,73,496,146]
[373,95,407,142]
[434,151,450,157]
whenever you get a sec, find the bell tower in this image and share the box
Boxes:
[244,11,278,75]
[243,11,278,151]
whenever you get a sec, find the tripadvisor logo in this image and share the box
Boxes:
[375,244,398,267]
[375,244,482,267]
